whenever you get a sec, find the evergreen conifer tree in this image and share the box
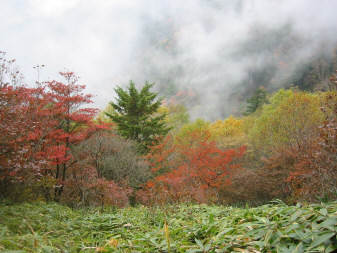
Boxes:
[106,81,170,153]
[243,88,268,115]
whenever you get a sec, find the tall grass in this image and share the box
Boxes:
[0,201,336,252]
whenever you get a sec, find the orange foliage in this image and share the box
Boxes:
[139,130,246,205]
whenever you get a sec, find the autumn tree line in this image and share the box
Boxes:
[1,51,336,207]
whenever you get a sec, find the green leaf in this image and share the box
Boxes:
[186,250,202,253]
[209,214,215,224]
[308,232,336,250]
[150,238,159,247]
[290,210,302,222]
[319,208,328,216]
[216,228,234,236]
[204,243,211,251]
[1,251,26,253]
[264,229,273,247]
[313,217,337,231]
[277,244,290,253]
[325,244,337,253]
[291,242,304,253]
[294,228,305,239]
[41,245,60,252]
[195,238,204,249]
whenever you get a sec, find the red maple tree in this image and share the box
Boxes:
[139,130,246,204]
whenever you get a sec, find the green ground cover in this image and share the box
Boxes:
[0,201,336,252]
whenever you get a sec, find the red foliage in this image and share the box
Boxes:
[39,72,100,201]
[0,55,112,202]
[0,85,49,182]
[145,135,175,175]
[139,131,246,205]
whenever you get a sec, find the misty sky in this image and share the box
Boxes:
[1,0,337,120]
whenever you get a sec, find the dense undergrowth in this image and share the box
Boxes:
[0,201,336,252]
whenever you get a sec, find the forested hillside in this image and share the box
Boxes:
[1,51,336,207]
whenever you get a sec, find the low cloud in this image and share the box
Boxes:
[1,0,336,120]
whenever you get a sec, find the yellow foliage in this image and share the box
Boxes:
[158,104,190,132]
[209,116,247,149]
[175,118,210,146]
[97,104,116,123]
[107,238,119,247]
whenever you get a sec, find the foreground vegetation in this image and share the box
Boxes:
[1,201,337,252]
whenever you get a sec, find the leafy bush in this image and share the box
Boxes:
[249,89,325,157]
[141,130,245,205]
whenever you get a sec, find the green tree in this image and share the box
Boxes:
[243,87,268,115]
[249,89,325,157]
[157,104,190,133]
[106,81,170,153]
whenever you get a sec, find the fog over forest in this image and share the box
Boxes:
[1,0,337,119]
